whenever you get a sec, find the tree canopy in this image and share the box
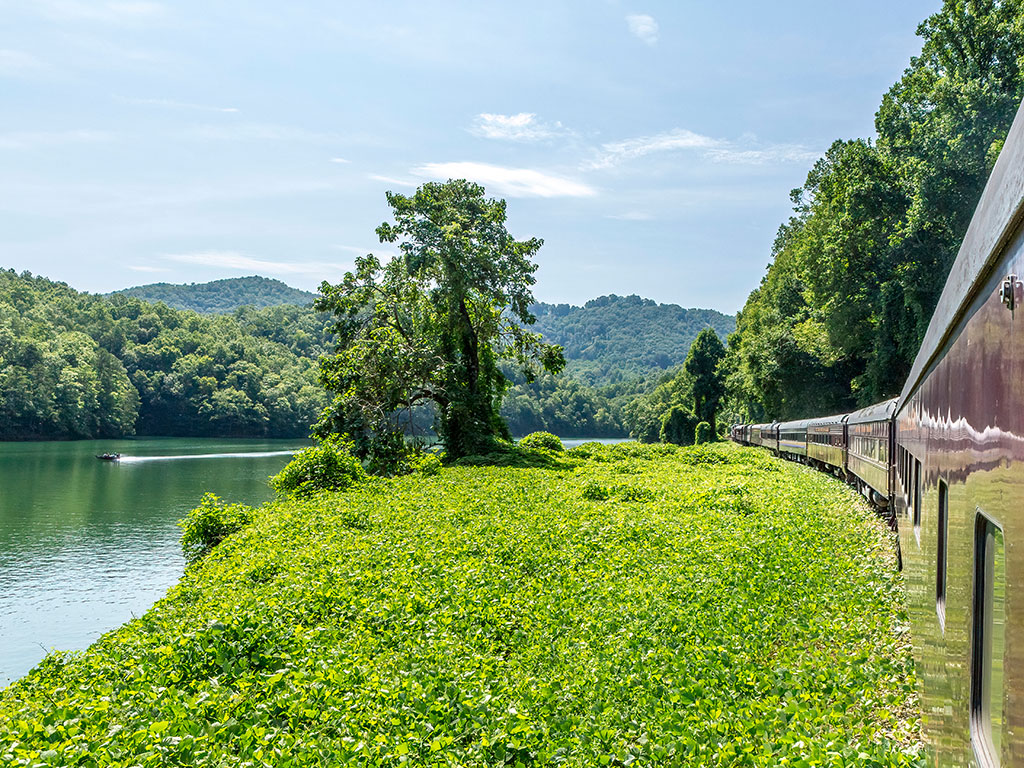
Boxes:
[316,180,564,464]
[724,0,1024,421]
[113,276,316,314]
[0,269,327,439]
[684,328,727,434]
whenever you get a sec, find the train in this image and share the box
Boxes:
[731,97,1024,766]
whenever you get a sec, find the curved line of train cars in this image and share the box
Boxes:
[731,98,1024,765]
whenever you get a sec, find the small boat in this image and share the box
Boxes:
[96,453,121,461]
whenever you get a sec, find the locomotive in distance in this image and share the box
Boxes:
[729,96,1024,766]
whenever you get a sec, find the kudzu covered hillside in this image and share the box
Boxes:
[0,442,921,767]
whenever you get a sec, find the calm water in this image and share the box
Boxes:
[0,438,307,687]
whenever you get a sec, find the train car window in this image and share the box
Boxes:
[913,458,922,540]
[937,479,948,630]
[971,514,1006,767]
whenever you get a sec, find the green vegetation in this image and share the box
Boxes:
[112,276,317,314]
[516,430,563,451]
[316,180,564,465]
[501,370,624,438]
[725,0,1024,420]
[0,443,919,766]
[531,295,734,388]
[0,269,326,439]
[179,493,255,566]
[269,438,366,496]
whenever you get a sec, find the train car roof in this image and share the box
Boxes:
[804,413,848,427]
[847,397,898,424]
[899,98,1024,409]
[777,418,814,430]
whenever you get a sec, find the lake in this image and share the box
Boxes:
[0,437,306,687]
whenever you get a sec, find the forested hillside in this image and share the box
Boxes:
[0,268,734,441]
[112,276,316,314]
[0,270,326,439]
[725,0,1024,422]
[531,295,735,387]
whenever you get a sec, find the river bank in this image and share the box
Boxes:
[0,442,921,766]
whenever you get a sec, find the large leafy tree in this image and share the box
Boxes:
[724,0,1024,419]
[315,180,565,464]
[683,328,727,434]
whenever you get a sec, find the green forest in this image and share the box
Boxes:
[112,276,317,314]
[531,296,734,387]
[722,0,1024,422]
[0,270,327,439]
[0,268,733,441]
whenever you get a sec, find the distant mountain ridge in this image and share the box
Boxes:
[112,276,316,314]
[114,278,735,390]
[530,295,735,388]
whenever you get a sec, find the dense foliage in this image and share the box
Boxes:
[112,276,316,314]
[531,295,734,387]
[725,0,1024,420]
[501,369,625,438]
[0,443,920,766]
[619,335,728,446]
[269,438,366,497]
[515,430,563,451]
[0,270,326,439]
[683,328,727,435]
[179,493,255,566]
[316,181,564,464]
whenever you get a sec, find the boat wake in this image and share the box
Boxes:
[117,450,299,464]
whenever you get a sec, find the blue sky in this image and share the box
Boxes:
[1,0,940,313]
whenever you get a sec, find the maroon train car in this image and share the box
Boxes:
[894,99,1024,765]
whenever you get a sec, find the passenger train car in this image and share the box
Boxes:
[732,99,1024,765]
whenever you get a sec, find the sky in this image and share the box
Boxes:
[1,0,942,314]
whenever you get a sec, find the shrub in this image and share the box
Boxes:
[695,421,712,444]
[567,441,611,461]
[518,431,564,452]
[179,493,254,565]
[410,452,442,476]
[269,437,366,497]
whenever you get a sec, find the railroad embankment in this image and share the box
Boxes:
[0,442,922,767]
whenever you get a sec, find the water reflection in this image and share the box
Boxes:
[0,438,305,687]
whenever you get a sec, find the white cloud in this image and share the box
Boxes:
[706,145,822,165]
[0,130,116,149]
[586,128,721,169]
[124,97,238,113]
[470,113,565,142]
[367,173,419,188]
[413,162,596,198]
[330,157,351,164]
[585,128,821,170]
[626,14,658,46]
[164,251,347,277]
